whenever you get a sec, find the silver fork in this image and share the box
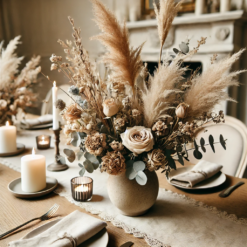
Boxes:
[0,204,59,239]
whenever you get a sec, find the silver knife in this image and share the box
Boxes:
[120,241,134,247]
[219,181,245,198]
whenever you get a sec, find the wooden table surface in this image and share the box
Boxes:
[0,161,247,247]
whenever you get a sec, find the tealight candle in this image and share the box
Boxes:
[21,148,46,192]
[71,177,93,202]
[0,121,16,153]
[36,135,51,149]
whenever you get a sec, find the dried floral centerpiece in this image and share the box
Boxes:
[0,36,41,124]
[50,0,245,186]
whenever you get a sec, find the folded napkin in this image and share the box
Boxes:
[8,210,107,247]
[21,114,53,128]
[170,160,223,188]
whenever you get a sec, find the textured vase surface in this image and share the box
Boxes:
[107,170,159,216]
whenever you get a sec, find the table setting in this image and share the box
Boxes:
[1,0,247,246]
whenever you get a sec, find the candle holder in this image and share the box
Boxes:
[71,177,93,202]
[36,135,51,150]
[47,128,68,172]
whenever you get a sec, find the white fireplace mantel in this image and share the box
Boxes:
[126,10,247,124]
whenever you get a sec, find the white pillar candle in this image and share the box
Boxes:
[0,122,16,153]
[220,0,231,12]
[52,81,59,130]
[195,0,205,15]
[21,148,46,192]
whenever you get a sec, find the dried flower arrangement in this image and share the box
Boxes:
[50,0,245,185]
[0,36,41,124]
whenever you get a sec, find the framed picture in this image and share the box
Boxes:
[142,0,195,16]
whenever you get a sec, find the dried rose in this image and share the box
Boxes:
[85,132,107,156]
[120,126,154,155]
[100,151,126,175]
[110,141,124,151]
[114,117,125,131]
[176,103,189,119]
[65,104,82,121]
[147,149,166,171]
[102,98,119,117]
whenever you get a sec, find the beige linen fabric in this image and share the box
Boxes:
[170,160,223,187]
[8,210,107,247]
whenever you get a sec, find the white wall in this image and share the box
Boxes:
[0,0,113,113]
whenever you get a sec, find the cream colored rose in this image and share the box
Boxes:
[176,103,189,118]
[102,98,119,117]
[147,149,166,171]
[120,126,154,154]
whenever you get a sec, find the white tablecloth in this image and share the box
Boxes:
[1,129,247,247]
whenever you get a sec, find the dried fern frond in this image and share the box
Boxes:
[91,0,144,95]
[142,54,188,127]
[154,0,183,63]
[184,49,246,119]
[0,36,23,88]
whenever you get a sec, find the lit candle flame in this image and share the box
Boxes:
[53,81,56,87]
[6,121,10,126]
[32,147,36,156]
[42,136,45,141]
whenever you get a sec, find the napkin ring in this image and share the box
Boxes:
[52,232,77,247]
[191,170,207,179]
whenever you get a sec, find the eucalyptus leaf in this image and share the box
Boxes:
[200,137,206,153]
[83,159,94,173]
[173,48,179,54]
[78,163,84,168]
[56,155,66,165]
[77,151,84,160]
[84,152,100,167]
[70,132,81,147]
[79,166,85,176]
[179,42,189,54]
[193,149,203,159]
[220,134,226,150]
[176,145,182,153]
[126,167,137,180]
[209,135,215,153]
[78,132,87,139]
[167,157,176,170]
[133,161,145,172]
[194,140,199,150]
[135,171,147,186]
[64,149,76,163]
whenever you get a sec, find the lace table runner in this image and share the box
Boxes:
[1,129,247,247]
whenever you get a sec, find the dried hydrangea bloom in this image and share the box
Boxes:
[146,149,167,172]
[85,132,107,156]
[68,85,80,95]
[65,104,82,121]
[110,140,124,151]
[100,151,126,175]
[132,109,141,118]
[152,120,168,136]
[0,100,7,110]
[51,63,58,71]
[55,99,66,111]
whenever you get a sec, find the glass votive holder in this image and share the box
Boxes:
[71,177,93,202]
[36,135,51,150]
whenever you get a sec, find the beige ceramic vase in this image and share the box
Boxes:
[107,170,159,216]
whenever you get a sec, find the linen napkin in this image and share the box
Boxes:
[170,160,223,187]
[21,114,53,128]
[8,210,107,247]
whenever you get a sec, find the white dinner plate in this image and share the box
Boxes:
[22,218,109,247]
[168,165,226,190]
[20,123,52,130]
[8,177,58,198]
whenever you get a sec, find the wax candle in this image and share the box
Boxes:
[0,122,16,153]
[36,135,51,150]
[52,81,59,130]
[75,184,89,192]
[21,148,46,192]
[71,177,93,202]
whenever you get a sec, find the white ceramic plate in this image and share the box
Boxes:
[8,177,58,198]
[0,143,25,157]
[20,123,52,130]
[22,218,109,247]
[168,166,226,190]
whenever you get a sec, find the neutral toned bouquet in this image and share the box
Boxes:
[0,36,41,125]
[51,0,245,185]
